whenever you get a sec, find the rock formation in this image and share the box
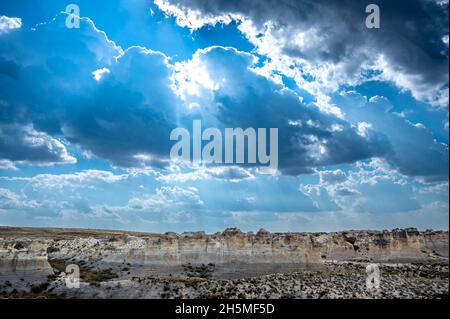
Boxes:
[0,238,53,275]
[0,227,448,274]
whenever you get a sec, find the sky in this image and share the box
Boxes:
[0,0,448,233]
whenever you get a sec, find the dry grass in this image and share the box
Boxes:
[0,226,156,240]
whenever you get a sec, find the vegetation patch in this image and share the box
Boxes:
[48,258,118,285]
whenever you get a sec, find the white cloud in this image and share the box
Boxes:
[0,170,128,190]
[0,188,37,209]
[319,169,347,184]
[157,165,255,183]
[418,182,449,196]
[0,16,22,34]
[154,0,240,30]
[108,186,203,214]
[156,0,449,108]
[0,124,76,166]
[443,34,449,47]
[0,159,17,170]
[92,67,111,81]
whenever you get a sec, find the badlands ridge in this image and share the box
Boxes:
[0,227,448,298]
[0,227,448,273]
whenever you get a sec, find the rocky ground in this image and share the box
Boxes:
[0,260,448,299]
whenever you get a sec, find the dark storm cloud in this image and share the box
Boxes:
[156,0,449,105]
[0,14,179,168]
[61,46,179,168]
[0,124,75,165]
[0,13,388,173]
[0,10,445,180]
[177,47,390,175]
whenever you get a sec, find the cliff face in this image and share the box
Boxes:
[0,239,53,275]
[0,227,448,274]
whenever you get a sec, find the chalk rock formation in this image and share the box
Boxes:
[0,228,448,272]
[0,238,53,275]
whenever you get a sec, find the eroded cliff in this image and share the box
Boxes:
[0,227,448,275]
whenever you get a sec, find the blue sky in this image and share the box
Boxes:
[0,0,448,233]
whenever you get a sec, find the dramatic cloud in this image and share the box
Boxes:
[175,46,389,174]
[0,14,178,168]
[0,2,448,232]
[0,14,388,175]
[0,124,76,166]
[336,91,449,181]
[156,0,449,107]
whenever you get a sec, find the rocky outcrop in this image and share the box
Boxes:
[0,238,53,275]
[102,228,448,265]
[0,227,448,272]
